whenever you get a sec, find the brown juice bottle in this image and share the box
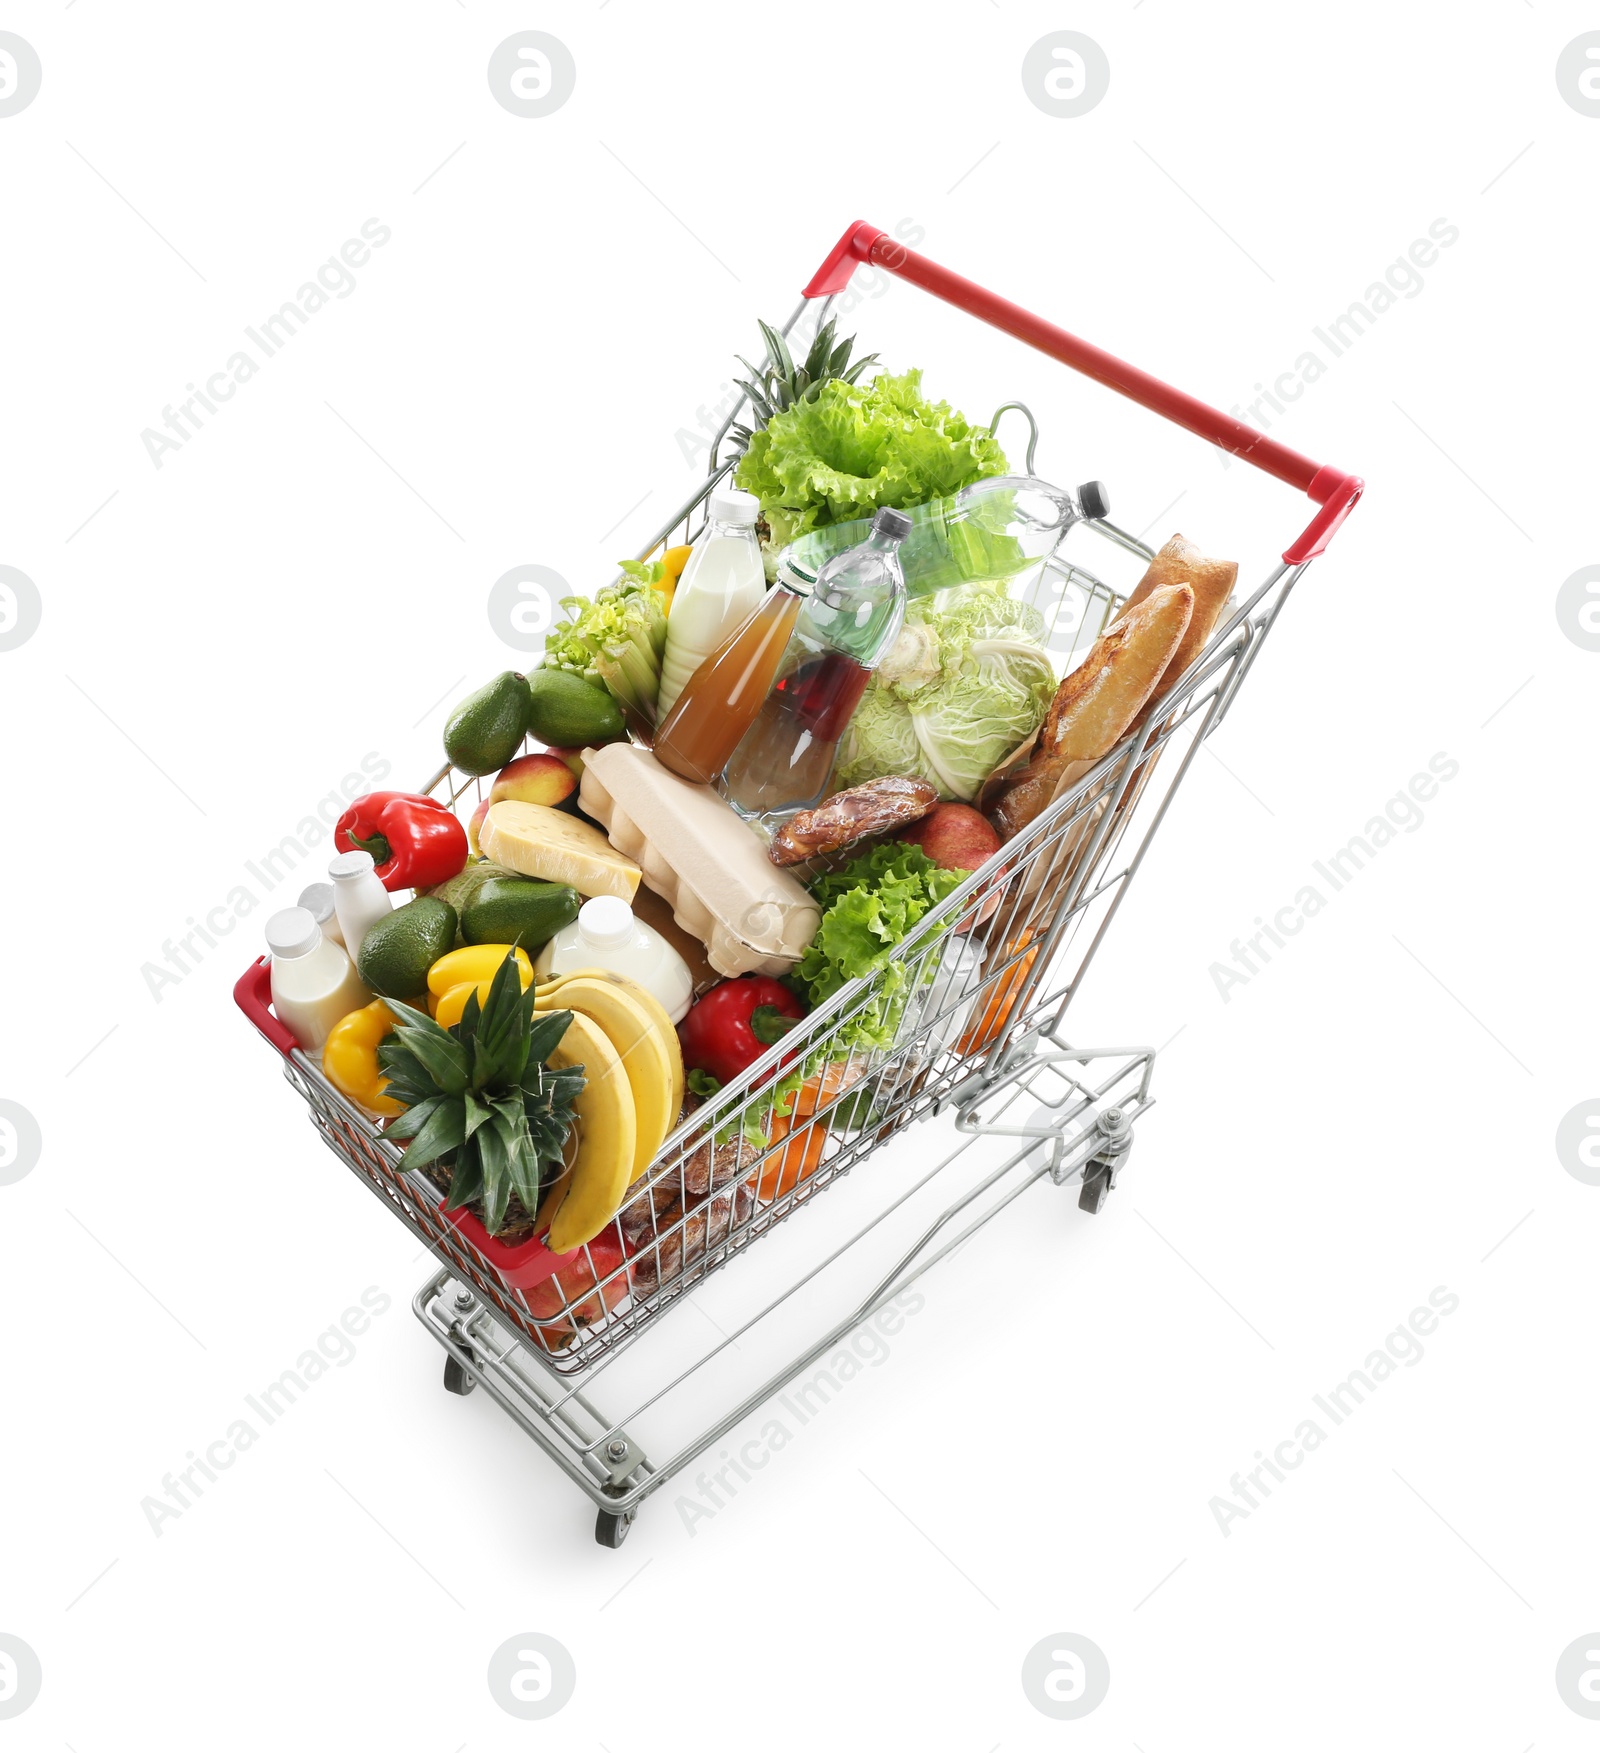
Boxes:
[719,507,912,826]
[719,648,872,818]
[652,583,802,785]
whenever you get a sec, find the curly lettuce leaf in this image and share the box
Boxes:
[735,369,1007,549]
[797,844,965,1057]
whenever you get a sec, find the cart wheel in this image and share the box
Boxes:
[442,1356,476,1396]
[1078,1166,1111,1215]
[595,1507,634,1548]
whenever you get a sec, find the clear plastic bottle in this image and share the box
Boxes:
[655,487,765,722]
[266,907,371,1052]
[533,895,695,1023]
[720,507,911,825]
[327,849,393,962]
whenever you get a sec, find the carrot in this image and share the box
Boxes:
[757,1061,854,1201]
[957,927,1039,1056]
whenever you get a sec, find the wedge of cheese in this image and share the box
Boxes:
[479,801,640,901]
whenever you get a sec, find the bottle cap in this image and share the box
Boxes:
[576,895,635,949]
[871,507,912,540]
[265,907,320,959]
[297,882,337,927]
[1076,479,1111,522]
[328,849,376,882]
[709,487,760,526]
[773,554,814,597]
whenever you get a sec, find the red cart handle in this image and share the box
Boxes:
[235,955,299,1058]
[804,221,1362,565]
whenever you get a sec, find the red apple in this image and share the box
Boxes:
[899,803,1004,929]
[545,747,587,780]
[900,802,1000,869]
[466,796,491,856]
[489,751,579,810]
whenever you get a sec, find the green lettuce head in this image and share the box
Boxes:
[734,369,1008,551]
[835,585,1057,802]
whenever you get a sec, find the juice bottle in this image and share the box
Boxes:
[651,567,804,785]
[655,488,765,722]
[721,508,910,825]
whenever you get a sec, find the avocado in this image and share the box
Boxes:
[461,879,581,951]
[443,672,532,776]
[357,896,458,998]
[524,668,625,749]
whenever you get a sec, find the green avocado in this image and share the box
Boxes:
[461,879,581,951]
[357,896,458,999]
[524,667,624,748]
[443,672,532,777]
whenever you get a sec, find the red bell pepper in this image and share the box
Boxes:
[677,976,806,1086]
[335,792,468,892]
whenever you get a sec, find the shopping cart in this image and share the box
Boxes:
[236,221,1361,1546]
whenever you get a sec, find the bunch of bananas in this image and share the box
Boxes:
[536,968,684,1251]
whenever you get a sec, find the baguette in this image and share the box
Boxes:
[987,582,1193,841]
[1117,533,1236,720]
[1042,581,1194,763]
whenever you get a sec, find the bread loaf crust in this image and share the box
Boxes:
[1041,582,1194,764]
[1117,533,1237,717]
[987,582,1193,841]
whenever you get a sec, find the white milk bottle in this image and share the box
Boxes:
[655,487,765,722]
[266,907,371,1052]
[297,881,344,949]
[327,849,393,961]
[534,896,695,1023]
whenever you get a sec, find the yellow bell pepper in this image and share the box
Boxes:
[426,944,532,998]
[433,982,481,1029]
[655,544,692,616]
[432,966,539,1029]
[322,1001,405,1118]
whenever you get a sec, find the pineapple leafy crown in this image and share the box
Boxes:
[377,953,583,1236]
[727,316,878,452]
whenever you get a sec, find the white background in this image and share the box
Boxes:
[1,1,1594,1745]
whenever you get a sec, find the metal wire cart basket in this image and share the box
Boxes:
[236,221,1362,1546]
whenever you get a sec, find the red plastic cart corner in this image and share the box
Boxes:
[234,956,582,1292]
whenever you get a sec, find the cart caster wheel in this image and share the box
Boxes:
[1079,1167,1112,1214]
[595,1507,635,1548]
[442,1356,476,1396]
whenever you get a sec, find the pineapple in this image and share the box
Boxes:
[378,954,583,1236]
[727,316,878,452]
